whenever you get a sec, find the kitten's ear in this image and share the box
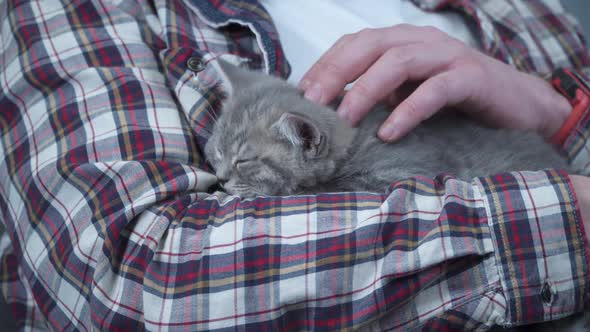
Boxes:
[213,58,265,96]
[273,113,326,158]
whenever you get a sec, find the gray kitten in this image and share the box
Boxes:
[204,60,567,198]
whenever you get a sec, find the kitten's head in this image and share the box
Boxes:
[204,59,355,197]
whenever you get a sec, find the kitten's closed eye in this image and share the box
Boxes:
[235,159,255,171]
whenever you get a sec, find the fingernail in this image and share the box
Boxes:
[378,122,398,141]
[304,82,323,103]
[299,79,310,89]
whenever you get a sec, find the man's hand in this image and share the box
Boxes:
[299,25,572,142]
[570,175,590,243]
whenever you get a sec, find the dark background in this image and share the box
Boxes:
[565,1,590,44]
[0,1,588,330]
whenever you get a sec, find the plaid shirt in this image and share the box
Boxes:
[1,0,590,330]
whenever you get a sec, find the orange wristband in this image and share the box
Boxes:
[550,68,590,146]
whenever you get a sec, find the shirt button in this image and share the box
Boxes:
[187,56,205,72]
[541,282,554,305]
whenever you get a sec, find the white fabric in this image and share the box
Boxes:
[260,0,479,83]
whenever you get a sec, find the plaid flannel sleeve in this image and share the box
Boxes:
[0,0,588,331]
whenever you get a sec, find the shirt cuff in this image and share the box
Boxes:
[476,170,589,326]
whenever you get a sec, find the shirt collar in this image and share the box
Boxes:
[187,0,290,78]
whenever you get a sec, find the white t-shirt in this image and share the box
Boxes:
[260,0,479,83]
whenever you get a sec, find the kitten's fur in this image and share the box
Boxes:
[204,60,567,198]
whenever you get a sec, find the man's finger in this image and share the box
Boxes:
[299,25,447,105]
[336,42,457,125]
[377,72,467,142]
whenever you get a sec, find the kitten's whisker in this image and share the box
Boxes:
[204,107,219,123]
[292,189,306,196]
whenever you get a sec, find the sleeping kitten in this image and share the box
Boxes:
[204,59,568,198]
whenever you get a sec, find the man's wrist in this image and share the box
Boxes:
[539,80,573,139]
[547,68,590,145]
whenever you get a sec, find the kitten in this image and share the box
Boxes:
[204,59,568,198]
